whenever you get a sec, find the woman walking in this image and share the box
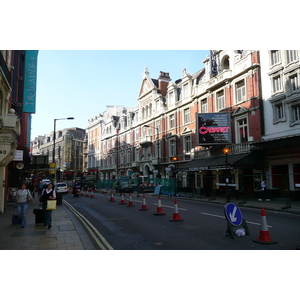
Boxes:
[40,183,56,229]
[16,183,35,228]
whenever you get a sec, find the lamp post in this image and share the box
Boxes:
[53,117,74,185]
[223,147,231,203]
[144,125,160,178]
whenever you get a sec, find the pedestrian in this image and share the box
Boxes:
[39,183,56,229]
[16,183,36,228]
[38,180,44,197]
[258,179,270,201]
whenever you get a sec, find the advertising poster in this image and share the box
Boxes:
[197,113,231,145]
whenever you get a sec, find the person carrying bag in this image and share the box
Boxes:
[16,183,36,228]
[39,183,56,229]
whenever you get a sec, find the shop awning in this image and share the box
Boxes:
[177,152,261,172]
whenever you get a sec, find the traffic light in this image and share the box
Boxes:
[171,156,178,161]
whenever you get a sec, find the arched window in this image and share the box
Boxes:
[222,55,230,71]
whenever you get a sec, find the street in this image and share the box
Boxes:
[63,192,300,250]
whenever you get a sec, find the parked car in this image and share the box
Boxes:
[42,179,51,185]
[55,182,69,194]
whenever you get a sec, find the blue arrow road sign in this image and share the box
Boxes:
[224,203,243,226]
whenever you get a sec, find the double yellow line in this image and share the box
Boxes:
[63,200,114,250]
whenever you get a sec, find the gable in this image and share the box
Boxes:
[232,105,249,116]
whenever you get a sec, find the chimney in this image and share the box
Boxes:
[158,71,171,96]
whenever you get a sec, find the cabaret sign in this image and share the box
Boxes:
[197,113,231,145]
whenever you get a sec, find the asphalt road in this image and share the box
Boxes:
[64,192,300,250]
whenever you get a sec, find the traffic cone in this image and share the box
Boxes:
[119,192,127,205]
[253,208,277,244]
[90,189,95,198]
[127,193,135,207]
[85,189,89,197]
[139,194,149,211]
[81,189,84,196]
[109,190,115,202]
[169,198,183,222]
[153,195,166,216]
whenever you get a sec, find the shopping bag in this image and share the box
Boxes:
[46,200,57,210]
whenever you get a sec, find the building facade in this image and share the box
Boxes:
[1,50,37,213]
[87,50,299,200]
[31,127,86,181]
[259,50,300,199]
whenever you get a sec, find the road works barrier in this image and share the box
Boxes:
[127,193,135,207]
[253,207,277,245]
[139,194,149,211]
[169,198,183,222]
[153,195,166,216]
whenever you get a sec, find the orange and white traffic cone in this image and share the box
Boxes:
[85,189,89,197]
[169,198,183,222]
[109,190,115,202]
[139,194,149,211]
[253,208,277,244]
[119,192,127,205]
[127,193,135,207]
[153,195,166,216]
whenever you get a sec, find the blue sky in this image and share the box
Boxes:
[31,50,209,138]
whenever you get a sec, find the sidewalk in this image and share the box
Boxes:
[0,197,95,250]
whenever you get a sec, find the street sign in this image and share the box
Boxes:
[224,203,243,226]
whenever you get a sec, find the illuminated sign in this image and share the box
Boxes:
[197,113,231,145]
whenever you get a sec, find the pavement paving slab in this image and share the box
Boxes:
[0,198,95,250]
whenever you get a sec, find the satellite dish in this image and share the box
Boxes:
[16,162,24,170]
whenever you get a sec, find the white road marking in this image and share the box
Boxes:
[200,212,272,227]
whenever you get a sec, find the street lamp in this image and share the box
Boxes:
[144,125,160,178]
[222,147,231,203]
[53,117,74,184]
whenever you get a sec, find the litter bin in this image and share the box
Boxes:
[56,193,62,205]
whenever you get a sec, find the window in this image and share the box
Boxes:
[271,50,280,65]
[201,99,208,113]
[184,108,190,124]
[236,80,246,103]
[275,103,284,121]
[169,114,175,129]
[289,74,299,92]
[291,104,300,124]
[237,118,248,143]
[169,91,174,105]
[135,147,139,161]
[217,90,225,110]
[287,50,297,63]
[155,121,160,134]
[273,75,282,93]
[170,139,176,157]
[183,83,189,99]
[184,135,191,153]
[126,149,131,163]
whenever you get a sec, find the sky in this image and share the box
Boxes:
[31,50,209,139]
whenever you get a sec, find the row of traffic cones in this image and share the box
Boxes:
[107,191,277,243]
[108,191,183,221]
